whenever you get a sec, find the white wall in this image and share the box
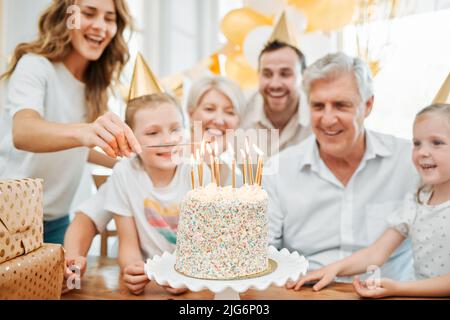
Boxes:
[129,0,219,79]
[0,0,51,113]
[3,0,50,55]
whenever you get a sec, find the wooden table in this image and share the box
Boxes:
[62,256,446,300]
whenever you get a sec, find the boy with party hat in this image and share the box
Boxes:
[63,54,208,295]
[240,11,311,157]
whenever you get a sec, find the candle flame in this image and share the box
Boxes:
[227,142,235,157]
[240,148,246,159]
[213,140,219,156]
[253,144,264,156]
[206,142,213,155]
[245,138,250,155]
[200,140,206,156]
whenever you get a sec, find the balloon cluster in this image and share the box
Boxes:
[219,0,358,89]
[156,0,358,95]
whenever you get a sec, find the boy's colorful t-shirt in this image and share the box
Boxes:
[104,157,210,258]
[144,199,179,244]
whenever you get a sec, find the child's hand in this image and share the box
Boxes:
[123,260,150,295]
[162,285,189,295]
[286,264,340,291]
[62,256,87,294]
[353,275,399,298]
[68,256,88,276]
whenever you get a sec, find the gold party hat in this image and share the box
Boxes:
[128,52,165,101]
[268,11,298,48]
[433,72,450,104]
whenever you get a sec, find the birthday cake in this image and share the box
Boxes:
[175,183,269,279]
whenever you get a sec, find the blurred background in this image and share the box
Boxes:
[1,0,449,255]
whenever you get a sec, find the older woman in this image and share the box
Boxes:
[186,75,245,186]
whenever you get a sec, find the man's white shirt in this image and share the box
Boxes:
[264,130,418,281]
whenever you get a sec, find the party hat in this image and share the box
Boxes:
[267,11,298,48]
[433,72,450,104]
[128,52,165,101]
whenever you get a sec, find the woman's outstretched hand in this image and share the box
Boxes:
[81,112,142,158]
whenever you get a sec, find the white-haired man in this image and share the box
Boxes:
[264,52,417,286]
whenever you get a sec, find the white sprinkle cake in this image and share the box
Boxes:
[175,183,269,279]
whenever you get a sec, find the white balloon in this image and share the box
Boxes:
[285,6,308,33]
[299,32,334,66]
[244,0,284,17]
[243,26,273,69]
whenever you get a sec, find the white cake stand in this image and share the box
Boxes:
[145,246,308,300]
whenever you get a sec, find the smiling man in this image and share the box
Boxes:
[240,12,311,157]
[264,52,418,282]
[240,40,310,157]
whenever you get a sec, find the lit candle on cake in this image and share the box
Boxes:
[213,141,221,187]
[227,142,236,188]
[206,143,216,184]
[215,156,221,187]
[245,138,254,185]
[190,154,196,189]
[240,149,248,185]
[196,148,203,187]
[253,144,264,186]
[200,139,206,161]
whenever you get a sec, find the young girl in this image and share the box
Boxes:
[289,103,450,298]
[105,93,209,295]
[0,0,140,244]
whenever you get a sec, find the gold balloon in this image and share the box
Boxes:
[221,8,272,46]
[220,42,243,59]
[208,52,221,75]
[225,54,258,90]
[161,73,184,99]
[287,0,357,32]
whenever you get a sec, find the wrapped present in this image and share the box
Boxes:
[0,243,65,299]
[0,179,43,264]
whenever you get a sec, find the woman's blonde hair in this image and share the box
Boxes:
[1,0,133,122]
[186,75,245,116]
[125,93,185,130]
[414,103,450,203]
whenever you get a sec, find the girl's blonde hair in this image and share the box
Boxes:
[414,103,450,203]
[1,0,133,122]
[125,93,185,130]
[186,75,245,116]
[415,103,450,120]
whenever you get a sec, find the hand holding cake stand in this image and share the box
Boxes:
[145,246,308,300]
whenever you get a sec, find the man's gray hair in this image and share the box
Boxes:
[302,52,374,103]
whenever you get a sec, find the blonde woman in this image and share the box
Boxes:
[0,0,140,244]
[186,75,245,185]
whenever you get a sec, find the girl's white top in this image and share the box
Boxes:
[388,191,450,280]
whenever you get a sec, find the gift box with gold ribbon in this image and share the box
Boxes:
[0,178,65,299]
[0,179,44,264]
[0,243,65,299]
